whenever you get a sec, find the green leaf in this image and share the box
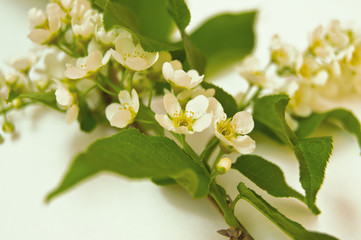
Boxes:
[232,155,320,214]
[166,0,190,33]
[253,94,293,144]
[8,91,63,111]
[237,182,338,240]
[92,0,109,10]
[151,177,177,186]
[189,11,256,76]
[296,108,361,149]
[77,98,97,132]
[295,137,333,207]
[201,82,237,117]
[135,102,164,135]
[46,128,210,202]
[253,95,334,208]
[103,0,181,52]
[183,34,206,75]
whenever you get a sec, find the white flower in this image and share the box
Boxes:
[28,6,62,45]
[155,93,212,134]
[110,37,159,71]
[239,57,267,86]
[55,86,79,124]
[162,61,204,89]
[297,56,329,86]
[72,9,101,39]
[209,98,255,154]
[28,8,46,28]
[309,25,334,60]
[270,35,298,67]
[326,20,349,49]
[105,89,139,128]
[10,56,32,72]
[29,47,71,83]
[55,86,73,106]
[69,0,91,19]
[64,50,110,79]
[95,26,118,45]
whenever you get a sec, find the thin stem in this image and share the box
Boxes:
[94,77,117,96]
[99,74,120,92]
[120,68,129,88]
[200,136,219,163]
[80,85,97,96]
[147,84,154,108]
[208,182,254,240]
[211,149,225,174]
[128,71,135,91]
[239,86,262,111]
[230,195,242,213]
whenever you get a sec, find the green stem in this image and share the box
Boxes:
[94,77,117,96]
[239,86,262,111]
[200,136,219,163]
[208,182,254,239]
[211,150,224,172]
[80,85,97,96]
[230,195,242,213]
[147,83,154,108]
[120,68,129,88]
[128,71,135,91]
[99,74,120,92]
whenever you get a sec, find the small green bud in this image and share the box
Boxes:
[11,98,22,108]
[2,121,15,133]
[0,134,4,144]
[216,157,232,175]
[35,79,49,90]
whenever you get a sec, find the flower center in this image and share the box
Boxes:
[172,110,194,129]
[217,117,237,138]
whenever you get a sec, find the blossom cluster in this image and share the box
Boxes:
[0,0,257,158]
[239,20,361,128]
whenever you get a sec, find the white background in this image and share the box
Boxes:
[1,0,361,239]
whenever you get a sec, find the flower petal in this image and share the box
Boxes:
[110,109,132,128]
[231,135,256,154]
[118,90,132,105]
[64,64,87,79]
[66,105,79,124]
[187,70,204,88]
[114,37,135,55]
[155,114,175,132]
[28,29,51,44]
[185,95,209,119]
[125,57,148,71]
[207,97,224,120]
[231,111,254,134]
[131,89,139,113]
[110,48,125,66]
[174,126,191,134]
[164,93,181,116]
[55,86,73,106]
[86,50,103,71]
[162,62,175,81]
[105,103,122,121]
[193,113,212,132]
[102,50,112,65]
[173,70,191,88]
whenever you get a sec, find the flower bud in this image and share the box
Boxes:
[216,157,232,174]
[11,98,22,109]
[2,122,15,133]
[0,134,4,144]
